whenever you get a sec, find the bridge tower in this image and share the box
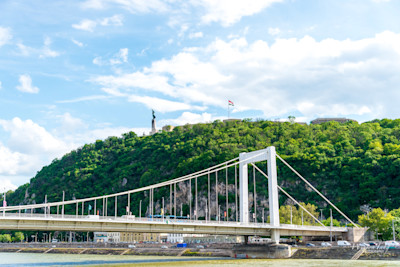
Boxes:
[239,146,280,243]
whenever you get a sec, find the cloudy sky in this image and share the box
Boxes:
[1,0,400,191]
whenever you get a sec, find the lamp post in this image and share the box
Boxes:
[2,187,6,217]
[290,206,293,225]
[139,200,142,219]
[330,208,333,242]
[162,197,165,222]
[262,209,265,225]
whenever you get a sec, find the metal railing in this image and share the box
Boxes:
[0,212,347,232]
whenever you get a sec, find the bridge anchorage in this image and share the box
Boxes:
[0,146,362,243]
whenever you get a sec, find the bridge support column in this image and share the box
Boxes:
[239,154,249,223]
[267,147,280,244]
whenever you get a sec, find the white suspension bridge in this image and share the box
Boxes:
[0,147,360,243]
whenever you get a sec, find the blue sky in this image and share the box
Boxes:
[1,0,400,191]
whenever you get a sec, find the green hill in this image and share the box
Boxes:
[5,119,400,220]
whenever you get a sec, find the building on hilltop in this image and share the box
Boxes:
[162,125,174,132]
[310,118,357,125]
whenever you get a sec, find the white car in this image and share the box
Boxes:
[337,241,351,246]
[359,243,370,247]
[385,241,400,248]
[321,242,332,247]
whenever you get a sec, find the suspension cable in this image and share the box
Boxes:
[251,163,326,228]
[276,154,359,228]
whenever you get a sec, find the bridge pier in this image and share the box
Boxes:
[239,146,280,243]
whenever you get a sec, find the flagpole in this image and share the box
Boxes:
[228,102,230,119]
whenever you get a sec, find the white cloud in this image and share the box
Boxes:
[80,1,279,27]
[0,178,17,193]
[56,95,109,103]
[16,43,32,56]
[0,117,76,180]
[110,48,128,65]
[16,37,59,58]
[128,95,205,113]
[91,31,400,120]
[58,113,86,132]
[160,112,219,126]
[0,81,2,89]
[0,27,12,46]
[72,19,97,32]
[100,14,123,26]
[372,0,391,2]
[198,0,283,26]
[81,0,168,13]
[0,143,32,176]
[0,118,66,155]
[16,74,39,93]
[93,48,129,66]
[189,32,204,39]
[268,27,280,36]
[72,39,84,47]
[40,37,59,58]
[72,15,124,32]
[0,114,150,188]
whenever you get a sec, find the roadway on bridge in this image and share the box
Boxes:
[0,213,347,237]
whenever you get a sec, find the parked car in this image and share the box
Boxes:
[196,245,204,249]
[321,242,332,247]
[385,241,400,248]
[306,243,315,247]
[128,244,136,248]
[359,243,370,247]
[337,241,351,246]
[369,242,378,246]
[161,245,168,249]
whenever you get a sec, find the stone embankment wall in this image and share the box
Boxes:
[291,247,357,259]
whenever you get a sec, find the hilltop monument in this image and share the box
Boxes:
[150,109,157,135]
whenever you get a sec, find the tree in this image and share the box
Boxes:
[13,232,24,242]
[0,234,12,243]
[279,203,319,225]
[322,217,342,227]
[359,208,393,240]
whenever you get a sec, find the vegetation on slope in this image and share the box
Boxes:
[4,118,400,221]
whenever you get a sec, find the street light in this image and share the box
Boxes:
[162,197,165,222]
[330,208,333,242]
[139,200,142,219]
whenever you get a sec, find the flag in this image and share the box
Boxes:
[89,204,92,211]
[3,200,6,207]
[228,100,234,106]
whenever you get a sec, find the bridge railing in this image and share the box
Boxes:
[0,212,347,232]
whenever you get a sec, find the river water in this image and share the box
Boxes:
[1,253,400,266]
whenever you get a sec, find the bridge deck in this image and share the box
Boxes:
[0,213,347,237]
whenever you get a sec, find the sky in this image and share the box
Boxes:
[1,0,400,192]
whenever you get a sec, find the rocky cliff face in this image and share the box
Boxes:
[149,180,269,221]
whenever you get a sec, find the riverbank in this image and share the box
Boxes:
[2,243,400,261]
[0,242,233,257]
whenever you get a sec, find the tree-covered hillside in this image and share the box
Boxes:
[5,119,400,221]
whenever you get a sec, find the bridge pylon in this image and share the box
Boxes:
[239,146,280,243]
